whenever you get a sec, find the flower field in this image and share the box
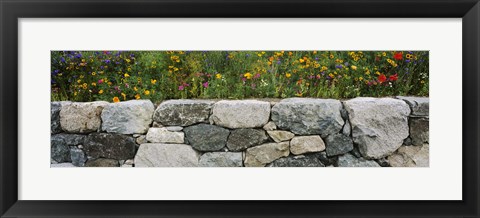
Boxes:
[51,51,428,102]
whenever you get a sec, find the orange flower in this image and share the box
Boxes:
[113,97,120,103]
[378,74,387,83]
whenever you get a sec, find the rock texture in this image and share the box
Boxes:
[70,147,87,167]
[396,96,429,117]
[154,100,214,126]
[388,144,429,167]
[134,143,201,167]
[146,128,184,144]
[101,100,154,134]
[184,124,230,151]
[244,142,290,167]
[410,118,429,146]
[211,100,270,128]
[85,158,119,167]
[60,101,108,133]
[51,136,71,163]
[226,129,269,151]
[325,133,354,156]
[271,98,344,136]
[51,134,86,146]
[263,121,277,131]
[290,135,325,155]
[337,153,380,167]
[199,152,243,167]
[51,102,65,134]
[83,133,136,160]
[267,130,295,143]
[344,97,410,159]
[267,153,325,167]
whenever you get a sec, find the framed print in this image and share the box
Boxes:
[1,0,479,217]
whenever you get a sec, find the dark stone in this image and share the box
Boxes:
[184,124,230,151]
[325,133,354,156]
[83,133,136,160]
[51,136,71,163]
[85,158,119,167]
[410,118,429,146]
[226,129,269,151]
[337,153,380,167]
[375,157,391,167]
[70,147,87,167]
[51,102,63,134]
[350,146,363,158]
[267,153,325,167]
[403,137,413,146]
[51,133,86,146]
[318,151,337,166]
[340,107,348,121]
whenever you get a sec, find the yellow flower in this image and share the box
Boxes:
[351,65,357,70]
[359,77,364,81]
[91,72,96,76]
[215,73,222,79]
[299,59,305,63]
[124,73,130,78]
[113,97,120,103]
[329,54,334,59]
[91,82,96,87]
[121,93,126,100]
[288,52,293,56]
[151,79,157,85]
[135,94,141,99]
[99,90,104,94]
[77,79,81,84]
[375,71,381,75]
[134,86,138,91]
[144,90,150,95]
[285,73,292,78]
[244,72,253,79]
[82,83,88,89]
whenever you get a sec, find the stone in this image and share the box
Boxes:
[403,137,413,146]
[318,151,337,166]
[101,100,154,134]
[83,133,136,160]
[183,124,230,151]
[51,133,86,146]
[134,143,201,167]
[244,142,290,167]
[165,126,183,132]
[154,99,214,126]
[376,158,391,167]
[388,144,429,167]
[211,100,271,128]
[350,147,363,158]
[267,153,325,167]
[267,130,295,143]
[152,122,164,128]
[199,152,243,167]
[290,135,325,155]
[51,163,76,167]
[344,97,410,159]
[325,133,354,156]
[396,96,429,117]
[226,129,269,151]
[85,158,119,167]
[70,147,87,167]
[271,98,344,136]
[337,153,381,167]
[136,135,147,144]
[51,102,64,134]
[51,136,71,163]
[124,159,134,165]
[59,101,108,133]
[146,128,184,144]
[263,121,277,131]
[410,118,429,146]
[342,119,351,136]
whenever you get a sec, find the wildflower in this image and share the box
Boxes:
[359,77,364,81]
[378,74,387,83]
[254,73,261,79]
[98,90,104,94]
[286,73,292,78]
[389,73,398,81]
[216,73,222,79]
[124,73,130,78]
[135,94,141,99]
[134,86,138,91]
[393,52,403,60]
[244,72,253,79]
[203,81,209,88]
[98,79,103,84]
[144,90,150,95]
[351,65,357,70]
[113,97,120,103]
[91,72,96,76]
[121,92,126,100]
[288,52,293,56]
[178,85,185,91]
[82,83,88,89]
[91,82,96,87]
[151,79,157,85]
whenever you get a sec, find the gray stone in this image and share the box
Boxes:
[199,152,243,167]
[318,151,337,166]
[271,98,344,136]
[396,96,429,117]
[267,153,325,167]
[136,135,147,144]
[337,153,381,167]
[290,135,325,155]
[51,163,76,167]
[83,133,136,160]
[342,119,351,136]
[344,97,410,159]
[184,124,230,151]
[85,158,119,167]
[325,133,354,156]
[350,147,363,158]
[51,136,71,163]
[51,102,63,134]
[60,101,109,133]
[146,128,184,144]
[154,100,214,126]
[124,159,134,165]
[410,118,429,146]
[263,121,277,131]
[166,126,183,132]
[134,143,201,167]
[70,147,87,167]
[388,144,429,167]
[51,133,86,146]
[101,100,154,134]
[211,100,271,128]
[375,158,391,167]
[267,130,295,143]
[244,142,290,167]
[226,129,269,151]
[403,137,413,146]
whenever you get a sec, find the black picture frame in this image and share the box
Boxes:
[1,0,479,217]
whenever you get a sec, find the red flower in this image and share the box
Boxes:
[393,52,403,60]
[389,73,398,82]
[378,74,387,83]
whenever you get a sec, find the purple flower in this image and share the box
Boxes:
[335,65,342,69]
[202,81,209,88]
[75,53,82,58]
[254,73,261,79]
[276,60,281,65]
[105,59,111,64]
[344,62,349,66]
[60,57,66,62]
[178,85,184,91]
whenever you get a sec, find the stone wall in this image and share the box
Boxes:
[51,97,429,167]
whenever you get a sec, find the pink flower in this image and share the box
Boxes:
[98,79,103,84]
[178,85,184,91]
[254,73,260,79]
[203,81,209,88]
[242,78,247,82]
